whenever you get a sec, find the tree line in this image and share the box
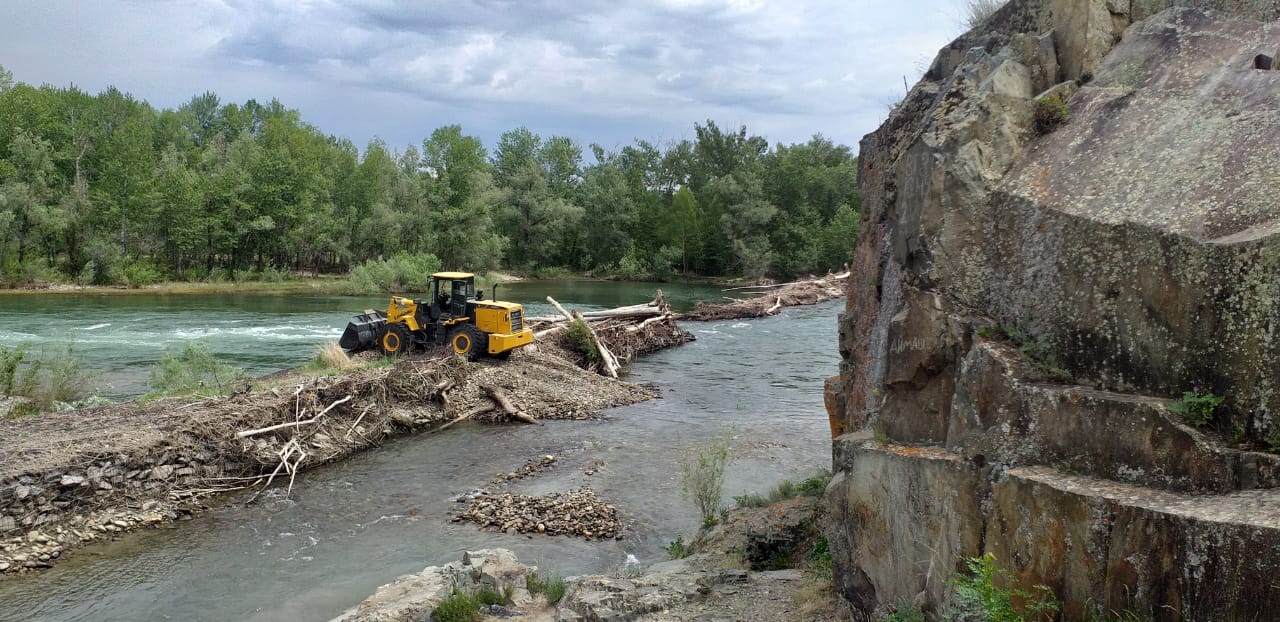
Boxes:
[0,65,860,286]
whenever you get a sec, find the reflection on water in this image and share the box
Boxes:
[0,296,839,622]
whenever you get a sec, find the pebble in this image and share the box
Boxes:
[456,488,621,539]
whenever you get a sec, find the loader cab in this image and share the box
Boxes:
[430,272,476,320]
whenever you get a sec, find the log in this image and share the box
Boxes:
[534,324,567,339]
[436,404,496,432]
[236,395,354,438]
[547,296,575,322]
[626,314,672,333]
[721,272,850,292]
[481,384,541,425]
[530,293,668,323]
[767,296,783,315]
[573,310,620,378]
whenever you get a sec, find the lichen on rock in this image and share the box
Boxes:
[828,1,1280,619]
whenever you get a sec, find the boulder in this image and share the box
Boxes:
[330,548,534,622]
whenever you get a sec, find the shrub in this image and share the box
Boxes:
[680,429,733,527]
[948,553,1060,621]
[565,319,599,362]
[343,252,442,294]
[664,536,688,559]
[805,536,833,580]
[121,259,164,287]
[0,345,29,396]
[147,340,247,398]
[526,570,566,604]
[879,603,927,622]
[432,590,480,622]
[0,341,97,416]
[1168,391,1224,427]
[1034,94,1068,134]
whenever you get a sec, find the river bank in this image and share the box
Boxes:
[0,279,842,582]
[335,493,836,622]
[0,338,664,577]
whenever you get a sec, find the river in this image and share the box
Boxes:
[0,282,839,622]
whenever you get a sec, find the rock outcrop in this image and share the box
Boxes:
[828,1,1280,619]
[331,548,536,622]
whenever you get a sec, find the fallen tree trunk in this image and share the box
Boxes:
[679,272,849,322]
[481,384,540,425]
[574,310,620,379]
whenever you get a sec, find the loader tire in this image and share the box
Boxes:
[381,323,411,357]
[450,325,484,360]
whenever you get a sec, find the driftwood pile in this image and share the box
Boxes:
[678,273,850,321]
[529,291,694,377]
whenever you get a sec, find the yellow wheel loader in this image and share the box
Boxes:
[338,272,533,360]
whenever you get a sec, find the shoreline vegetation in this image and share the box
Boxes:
[0,267,785,297]
[0,66,861,293]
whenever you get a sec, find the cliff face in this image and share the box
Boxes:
[828,1,1280,619]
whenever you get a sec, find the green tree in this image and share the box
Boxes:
[667,186,700,273]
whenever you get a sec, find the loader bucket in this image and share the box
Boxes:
[338,310,387,352]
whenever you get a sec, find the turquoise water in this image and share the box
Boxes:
[0,281,726,399]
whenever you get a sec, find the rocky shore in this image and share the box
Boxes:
[336,495,835,622]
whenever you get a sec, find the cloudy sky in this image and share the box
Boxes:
[1,0,964,155]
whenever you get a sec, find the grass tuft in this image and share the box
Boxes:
[526,570,567,604]
[311,341,352,370]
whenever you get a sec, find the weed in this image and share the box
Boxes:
[0,345,29,395]
[664,536,688,559]
[805,536,833,580]
[476,589,507,606]
[1168,391,1224,427]
[526,570,566,604]
[982,322,1070,382]
[310,341,352,370]
[432,590,481,622]
[1034,94,1068,134]
[147,340,247,398]
[948,553,1061,621]
[874,429,891,445]
[962,0,1008,30]
[734,469,832,508]
[1266,430,1280,454]
[878,602,927,622]
[680,429,733,527]
[797,470,832,496]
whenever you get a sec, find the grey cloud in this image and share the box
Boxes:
[0,0,965,152]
